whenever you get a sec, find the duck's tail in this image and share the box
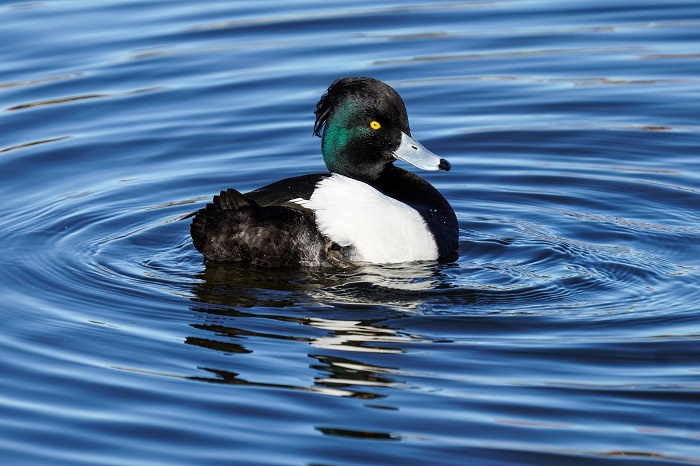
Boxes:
[190,188,337,266]
[190,189,254,255]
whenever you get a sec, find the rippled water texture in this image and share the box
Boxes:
[1,1,699,465]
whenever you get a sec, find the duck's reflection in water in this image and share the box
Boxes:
[186,262,447,398]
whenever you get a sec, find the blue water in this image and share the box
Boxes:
[1,1,699,464]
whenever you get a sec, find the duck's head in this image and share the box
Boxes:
[313,77,451,182]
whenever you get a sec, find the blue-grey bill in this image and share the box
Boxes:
[393,132,450,172]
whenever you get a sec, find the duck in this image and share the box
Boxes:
[191,77,458,267]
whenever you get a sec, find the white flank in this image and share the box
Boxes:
[307,174,438,263]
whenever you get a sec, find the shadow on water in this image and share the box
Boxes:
[190,259,475,309]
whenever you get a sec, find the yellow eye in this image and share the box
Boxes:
[370,120,381,130]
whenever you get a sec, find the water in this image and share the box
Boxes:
[1,1,699,464]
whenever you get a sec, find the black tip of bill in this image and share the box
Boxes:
[438,158,451,172]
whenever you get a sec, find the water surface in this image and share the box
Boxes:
[1,1,699,465]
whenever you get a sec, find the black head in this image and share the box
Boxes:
[313,77,449,182]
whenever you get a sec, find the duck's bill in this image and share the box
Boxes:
[393,132,451,172]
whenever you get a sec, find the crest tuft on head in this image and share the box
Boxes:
[313,77,393,137]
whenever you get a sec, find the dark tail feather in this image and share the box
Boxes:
[190,188,257,255]
[214,188,255,211]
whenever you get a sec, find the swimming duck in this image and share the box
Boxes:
[191,77,458,267]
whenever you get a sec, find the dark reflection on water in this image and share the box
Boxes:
[193,260,470,306]
[316,426,401,441]
[188,264,429,398]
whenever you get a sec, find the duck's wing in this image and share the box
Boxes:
[182,173,328,221]
[245,173,328,210]
[190,179,344,266]
[190,188,326,265]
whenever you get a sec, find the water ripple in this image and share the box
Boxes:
[2,1,700,465]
